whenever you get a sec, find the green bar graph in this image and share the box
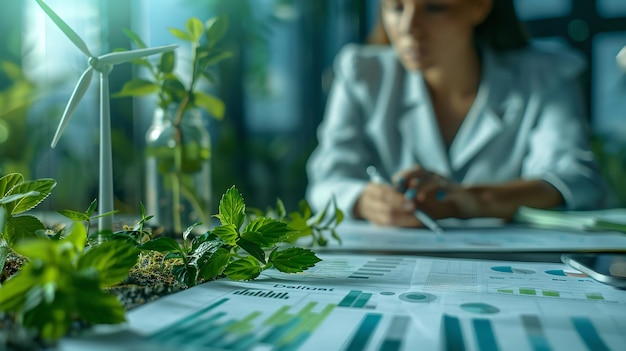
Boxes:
[542,290,560,297]
[586,293,604,301]
[519,288,537,296]
[497,289,514,294]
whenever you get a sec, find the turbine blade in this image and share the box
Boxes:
[35,0,92,57]
[98,44,178,65]
[51,67,94,148]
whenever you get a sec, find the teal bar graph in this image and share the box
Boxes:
[473,318,499,351]
[339,290,362,307]
[339,290,373,308]
[442,315,466,351]
[521,315,551,351]
[379,315,411,351]
[571,317,609,351]
[345,313,383,351]
[148,298,229,341]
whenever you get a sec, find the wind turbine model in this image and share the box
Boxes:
[36,0,178,233]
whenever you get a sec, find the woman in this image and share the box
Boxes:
[306,0,607,227]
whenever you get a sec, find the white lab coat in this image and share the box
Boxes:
[306,43,607,217]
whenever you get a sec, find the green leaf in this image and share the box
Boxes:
[0,173,24,197]
[197,247,231,280]
[57,209,90,222]
[77,241,139,287]
[4,179,56,215]
[86,199,98,216]
[242,218,294,247]
[193,92,225,120]
[139,236,182,253]
[205,15,229,46]
[236,238,266,263]
[0,268,34,311]
[331,229,343,245]
[224,256,261,281]
[0,245,8,276]
[121,28,147,48]
[163,251,183,261]
[217,186,246,228]
[73,276,126,324]
[298,199,313,219]
[182,222,201,241]
[112,79,159,98]
[5,215,46,246]
[62,221,87,256]
[269,247,321,273]
[162,77,187,102]
[159,51,176,74]
[169,27,193,41]
[173,264,198,287]
[0,191,40,205]
[212,224,239,246]
[276,198,287,219]
[197,49,233,68]
[334,202,345,226]
[186,17,204,42]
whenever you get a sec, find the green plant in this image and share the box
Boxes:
[0,173,56,256]
[114,15,233,233]
[0,222,139,341]
[113,15,231,125]
[139,186,322,287]
[250,196,344,247]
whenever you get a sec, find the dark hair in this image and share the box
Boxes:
[476,0,529,50]
[367,0,530,51]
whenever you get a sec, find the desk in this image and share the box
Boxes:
[59,222,626,350]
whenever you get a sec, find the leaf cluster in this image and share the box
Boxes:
[0,222,139,341]
[250,196,344,247]
[139,186,322,287]
[0,173,56,275]
[113,16,232,121]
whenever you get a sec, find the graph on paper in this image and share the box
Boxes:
[105,254,626,350]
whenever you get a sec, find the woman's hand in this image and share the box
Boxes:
[353,182,423,227]
[393,165,480,220]
[394,165,565,221]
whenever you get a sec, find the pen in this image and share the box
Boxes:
[366,166,444,234]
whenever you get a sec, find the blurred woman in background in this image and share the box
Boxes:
[306,0,607,227]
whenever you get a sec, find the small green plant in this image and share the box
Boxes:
[0,173,56,246]
[250,197,344,247]
[113,15,231,124]
[0,222,139,341]
[139,186,323,287]
[114,15,233,233]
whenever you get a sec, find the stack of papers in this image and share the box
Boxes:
[514,206,626,233]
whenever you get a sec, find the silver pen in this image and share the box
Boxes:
[366,166,444,234]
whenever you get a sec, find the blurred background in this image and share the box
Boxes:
[1,0,625,216]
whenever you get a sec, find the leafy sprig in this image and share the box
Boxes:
[0,173,56,247]
[139,186,322,287]
[113,16,232,124]
[250,196,344,247]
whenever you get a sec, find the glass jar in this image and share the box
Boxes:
[145,107,212,234]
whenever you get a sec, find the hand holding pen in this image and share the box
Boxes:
[364,166,444,234]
